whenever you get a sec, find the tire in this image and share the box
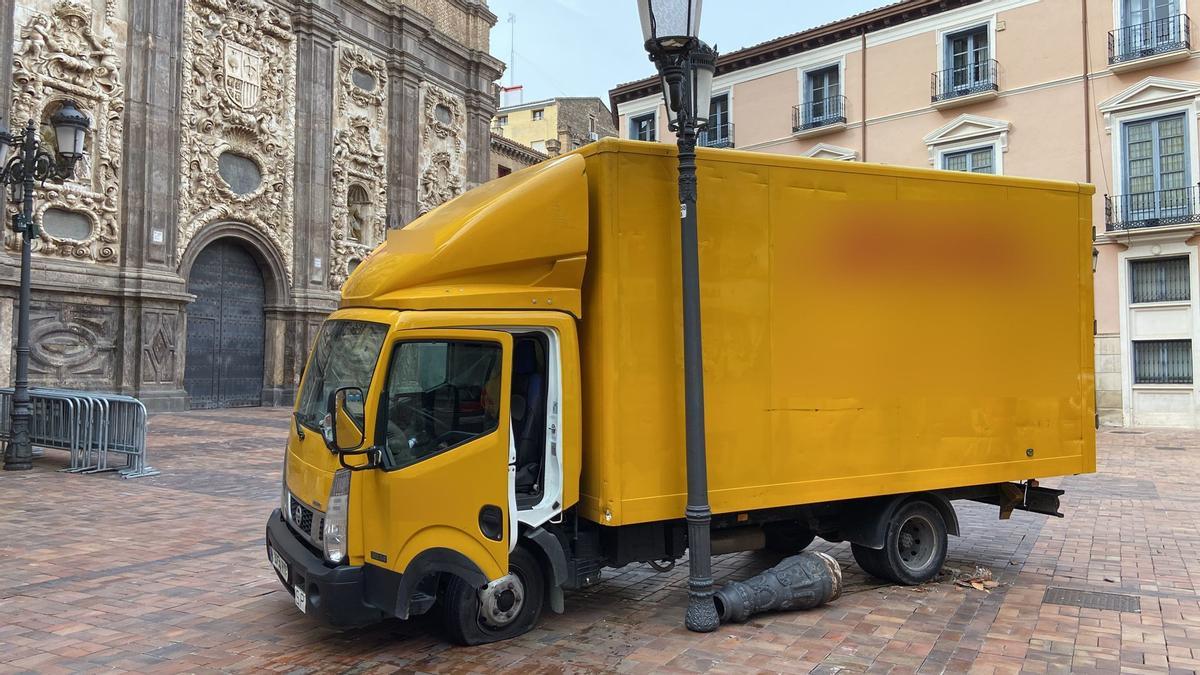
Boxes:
[856,500,948,585]
[763,521,816,555]
[441,546,546,645]
[850,542,891,580]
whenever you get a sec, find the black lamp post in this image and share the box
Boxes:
[637,0,720,634]
[0,100,91,471]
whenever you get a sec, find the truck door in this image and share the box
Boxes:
[362,329,514,583]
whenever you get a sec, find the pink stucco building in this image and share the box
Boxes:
[610,0,1200,428]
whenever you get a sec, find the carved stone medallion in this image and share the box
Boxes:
[7,0,124,264]
[330,45,388,290]
[177,0,296,282]
[417,81,467,216]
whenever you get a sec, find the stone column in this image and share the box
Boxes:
[274,1,340,406]
[0,298,12,388]
[292,1,338,290]
[0,0,13,123]
[118,0,193,410]
[387,18,424,229]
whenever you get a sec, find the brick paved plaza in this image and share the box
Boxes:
[1,409,1198,673]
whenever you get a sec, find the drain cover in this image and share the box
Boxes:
[1110,430,1146,435]
[1043,587,1140,613]
[1155,446,1186,451]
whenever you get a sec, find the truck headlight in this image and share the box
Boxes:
[323,468,351,564]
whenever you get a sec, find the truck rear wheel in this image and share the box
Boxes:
[440,546,546,645]
[851,500,947,585]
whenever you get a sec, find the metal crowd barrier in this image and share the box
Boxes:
[0,388,158,479]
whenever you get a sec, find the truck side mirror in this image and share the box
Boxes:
[322,387,366,452]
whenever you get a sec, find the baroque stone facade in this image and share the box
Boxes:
[1,0,503,410]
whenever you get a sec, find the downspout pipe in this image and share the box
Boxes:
[861,29,868,161]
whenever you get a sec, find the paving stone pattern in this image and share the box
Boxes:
[1,411,1199,673]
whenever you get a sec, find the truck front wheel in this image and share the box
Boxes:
[440,546,546,645]
[851,500,947,586]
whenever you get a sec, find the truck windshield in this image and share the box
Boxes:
[296,320,389,431]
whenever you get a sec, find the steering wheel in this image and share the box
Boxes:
[392,399,452,437]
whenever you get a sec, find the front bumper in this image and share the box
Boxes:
[265,509,385,628]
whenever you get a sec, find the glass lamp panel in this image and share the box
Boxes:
[641,0,701,41]
[692,66,713,125]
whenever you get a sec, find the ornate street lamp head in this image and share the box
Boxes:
[49,100,91,171]
[638,0,702,52]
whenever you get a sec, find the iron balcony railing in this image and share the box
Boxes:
[1109,14,1190,64]
[1105,184,1200,231]
[931,58,999,103]
[699,123,734,148]
[792,95,847,133]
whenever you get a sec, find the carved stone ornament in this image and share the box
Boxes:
[7,0,125,263]
[28,302,117,384]
[330,45,388,290]
[178,0,296,281]
[417,81,467,216]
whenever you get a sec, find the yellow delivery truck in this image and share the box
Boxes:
[265,138,1095,644]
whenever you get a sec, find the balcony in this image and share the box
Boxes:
[1109,14,1190,72]
[1105,185,1200,232]
[931,59,999,109]
[792,95,847,137]
[699,123,734,148]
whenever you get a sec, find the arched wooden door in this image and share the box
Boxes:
[184,239,266,409]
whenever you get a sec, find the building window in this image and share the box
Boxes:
[1111,0,1187,64]
[1133,339,1193,384]
[498,165,512,178]
[942,146,995,173]
[588,115,597,133]
[630,112,656,141]
[944,25,990,90]
[532,109,545,121]
[799,65,843,129]
[1131,256,1190,303]
[1118,113,1192,225]
[1123,0,1178,27]
[497,115,508,126]
[531,140,547,153]
[701,94,732,148]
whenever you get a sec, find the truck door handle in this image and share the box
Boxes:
[479,505,504,542]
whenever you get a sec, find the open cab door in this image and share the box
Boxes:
[359,328,514,603]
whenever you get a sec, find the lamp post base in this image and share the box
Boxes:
[685,588,720,632]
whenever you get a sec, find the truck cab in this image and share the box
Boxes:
[266,155,589,645]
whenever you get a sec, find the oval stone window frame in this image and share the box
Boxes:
[434,103,454,125]
[40,207,94,241]
[217,151,264,196]
[351,68,377,92]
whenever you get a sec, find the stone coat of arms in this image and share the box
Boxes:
[223,42,263,109]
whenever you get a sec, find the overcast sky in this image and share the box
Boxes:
[486,0,888,105]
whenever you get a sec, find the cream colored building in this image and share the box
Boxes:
[492,97,616,156]
[612,0,1200,429]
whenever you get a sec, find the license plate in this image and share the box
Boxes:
[271,548,289,581]
[294,585,307,613]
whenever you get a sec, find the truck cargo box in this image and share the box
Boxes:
[575,139,1095,526]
